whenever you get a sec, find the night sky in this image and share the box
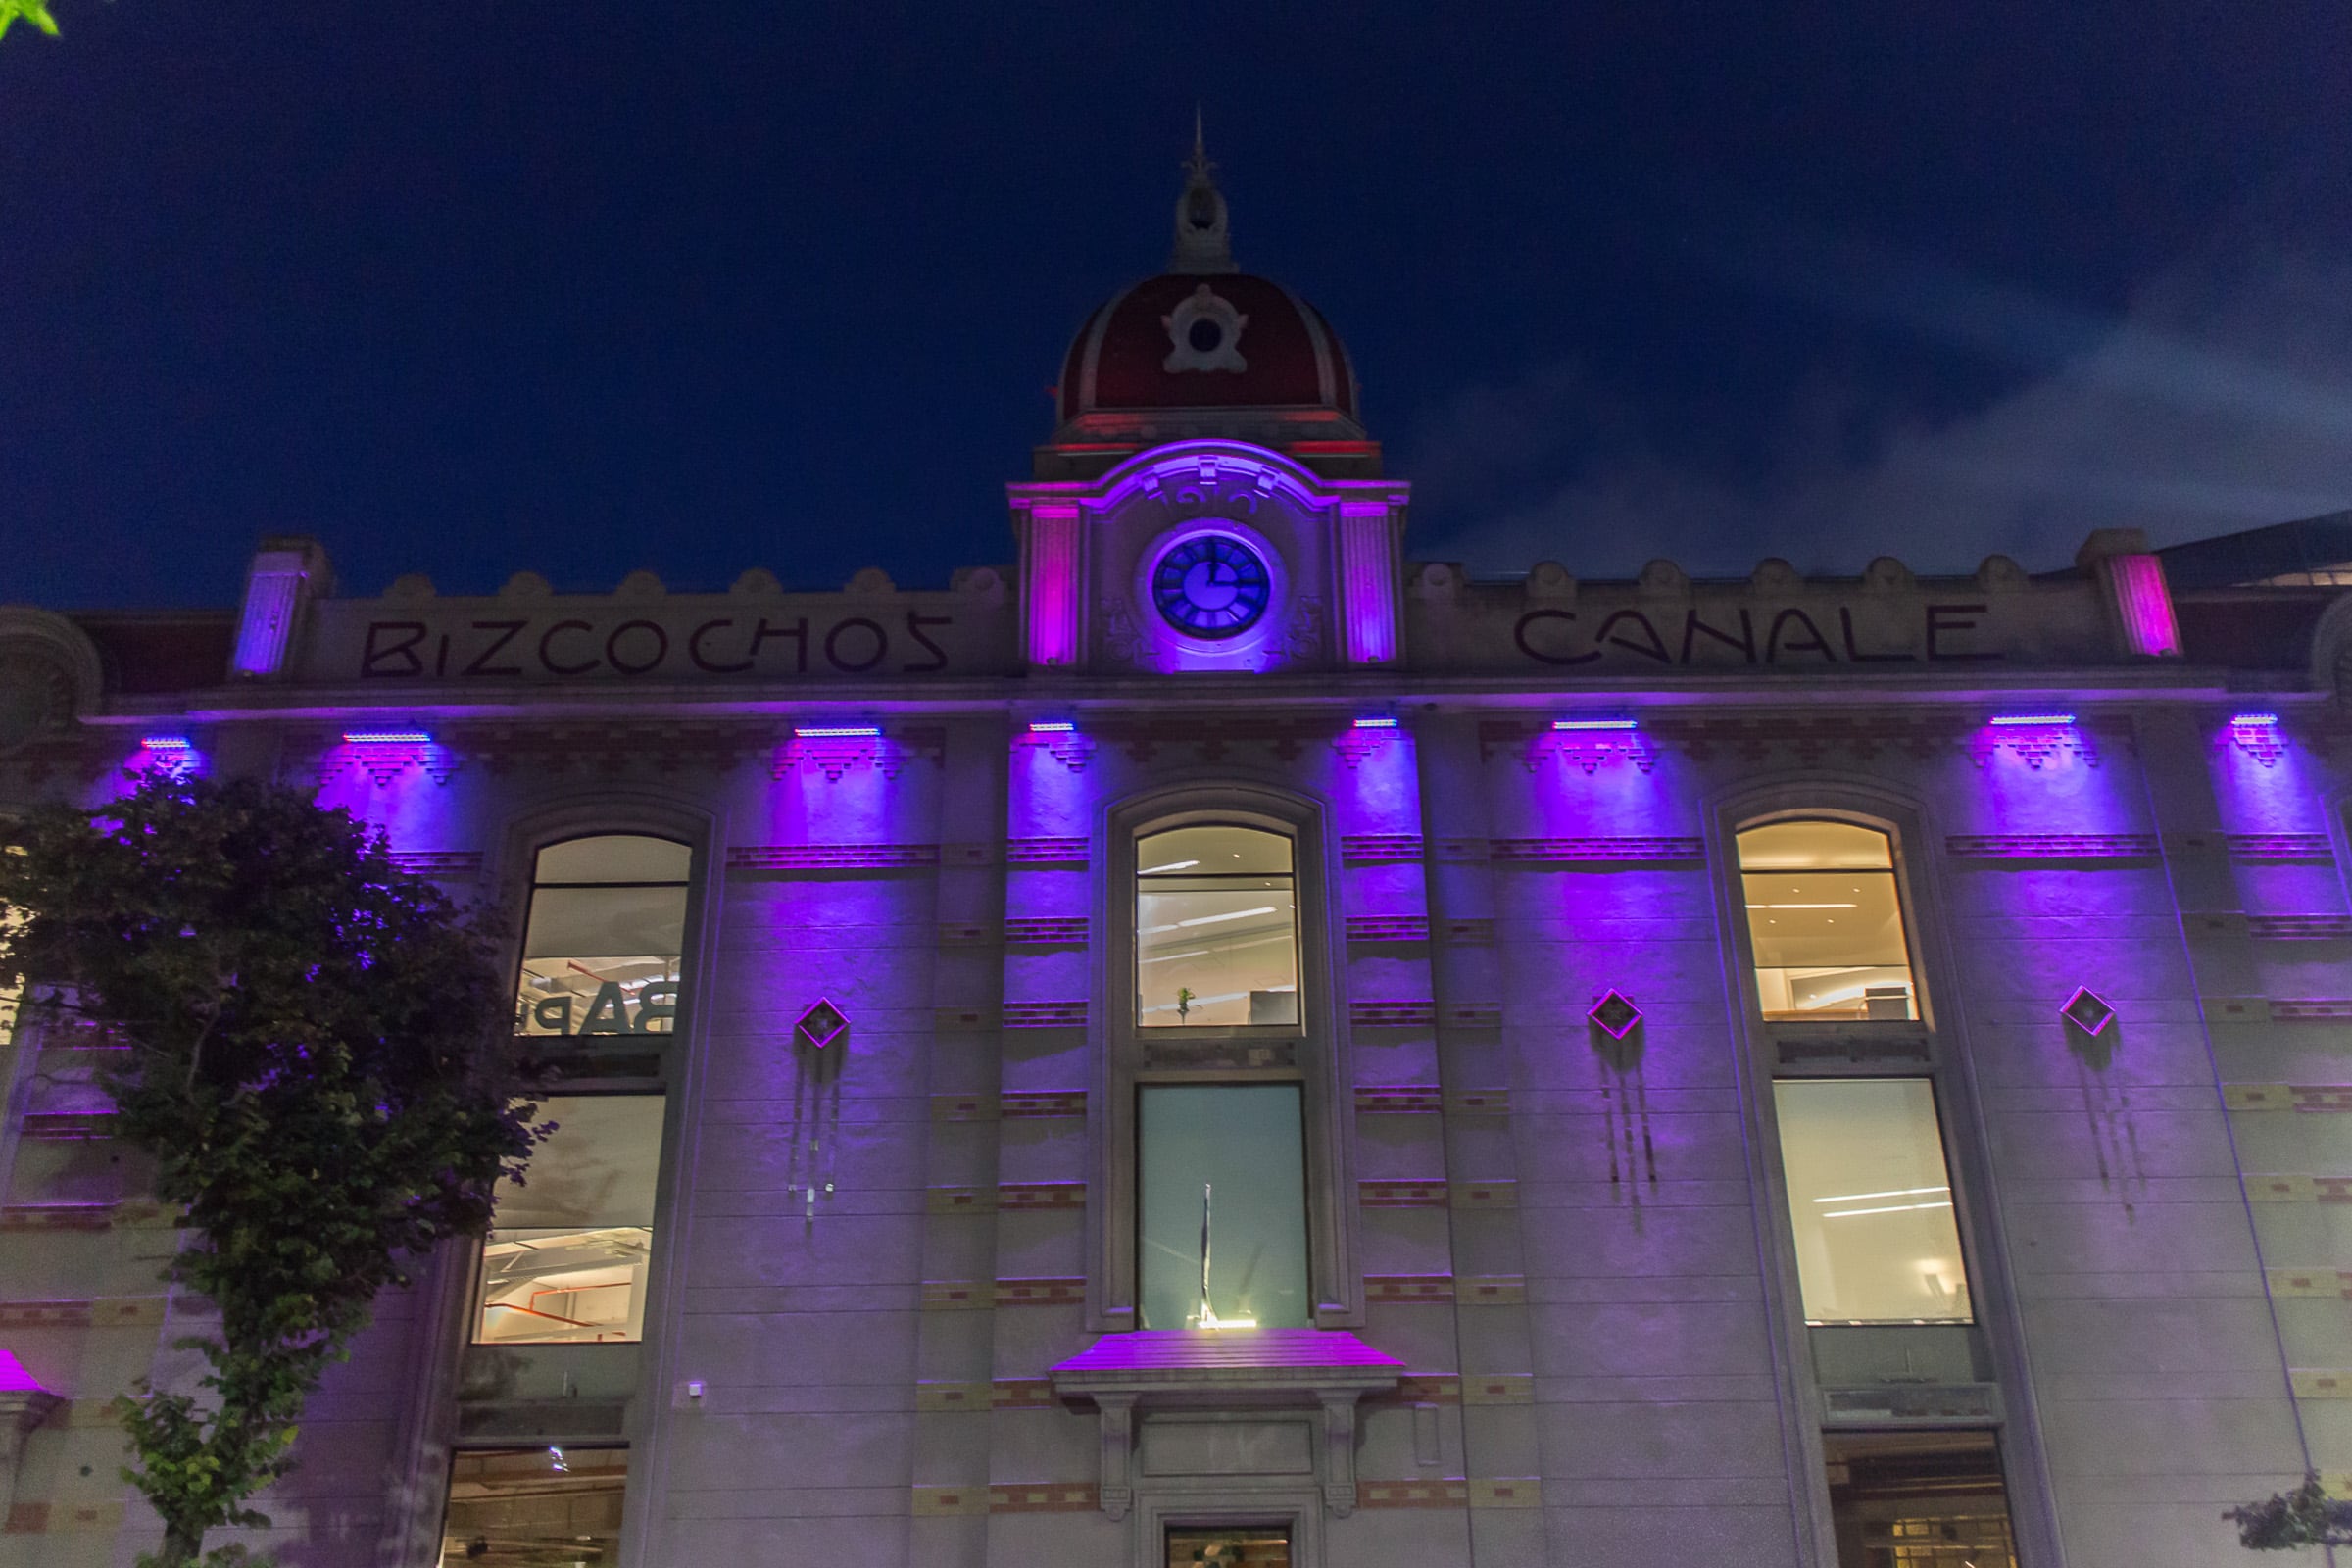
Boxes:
[6,3,2348,611]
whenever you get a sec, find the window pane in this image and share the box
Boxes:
[517,886,686,1037]
[1740,824,1916,1020]
[534,835,691,884]
[1167,1524,1293,1567]
[474,1096,663,1345]
[440,1446,626,1566]
[1137,826,1298,1028]
[1774,1080,1971,1324]
[1824,1431,2018,1568]
[1139,1085,1309,1330]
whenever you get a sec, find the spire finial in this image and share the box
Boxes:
[1170,111,1235,274]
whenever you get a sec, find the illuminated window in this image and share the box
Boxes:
[1167,1523,1293,1567]
[1136,825,1298,1028]
[439,1446,626,1566]
[473,1095,662,1345]
[1738,821,1918,1021]
[1137,1085,1309,1331]
[1824,1431,2018,1568]
[1774,1079,1972,1325]
[515,836,690,1038]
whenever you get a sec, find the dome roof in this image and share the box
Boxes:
[1043,125,1368,469]
[1056,272,1359,424]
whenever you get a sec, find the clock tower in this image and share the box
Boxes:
[1008,134,1408,675]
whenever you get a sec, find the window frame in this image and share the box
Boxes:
[1712,791,2061,1568]
[1093,785,1359,1333]
[1737,818,1923,1024]
[384,801,716,1568]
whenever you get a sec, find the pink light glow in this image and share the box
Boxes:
[0,1348,52,1396]
[1337,501,1400,665]
[2107,553,2182,658]
[1023,503,1083,667]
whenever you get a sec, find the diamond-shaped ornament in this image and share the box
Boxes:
[1588,989,1643,1041]
[795,997,849,1050]
[2059,986,2115,1037]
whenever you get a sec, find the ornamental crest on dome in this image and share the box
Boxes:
[1163,283,1249,374]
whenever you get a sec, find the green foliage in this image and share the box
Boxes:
[2228,1475,2352,1549]
[0,1,61,39]
[0,774,543,1567]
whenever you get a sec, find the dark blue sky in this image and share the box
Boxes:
[6,2,2348,608]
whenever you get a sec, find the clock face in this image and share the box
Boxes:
[1152,533,1272,639]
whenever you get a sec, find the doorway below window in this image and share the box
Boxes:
[1824,1429,2018,1568]
[1165,1523,1293,1568]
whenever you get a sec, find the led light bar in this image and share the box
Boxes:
[1553,718,1638,731]
[342,730,431,745]
[794,725,881,739]
[1027,720,1076,733]
[1988,713,2075,727]
[1352,716,1398,729]
[139,735,194,751]
[2230,711,2280,727]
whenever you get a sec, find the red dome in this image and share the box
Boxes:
[1056,272,1360,424]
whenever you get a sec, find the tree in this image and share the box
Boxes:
[0,773,544,1568]
[0,1,61,39]
[2229,1476,2352,1551]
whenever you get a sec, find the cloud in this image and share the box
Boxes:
[1404,195,2352,580]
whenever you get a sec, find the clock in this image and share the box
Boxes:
[1151,533,1271,639]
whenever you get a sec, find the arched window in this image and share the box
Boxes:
[1134,824,1298,1028]
[514,835,691,1037]
[1737,820,1918,1021]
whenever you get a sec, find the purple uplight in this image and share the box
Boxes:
[1989,713,2075,727]
[1352,716,1398,729]
[1553,717,1637,731]
[794,725,881,739]
[2108,553,2182,658]
[2230,712,2280,727]
[140,735,194,752]
[343,729,431,745]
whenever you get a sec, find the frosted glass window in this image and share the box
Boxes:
[516,835,690,1037]
[1137,824,1298,1028]
[1740,821,1918,1021]
[1775,1079,1972,1324]
[473,1095,663,1345]
[1139,1085,1309,1330]
[440,1446,626,1566]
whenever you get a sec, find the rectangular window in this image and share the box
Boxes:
[1166,1524,1293,1567]
[1137,825,1299,1028]
[516,836,690,1037]
[440,1446,626,1566]
[1774,1079,1972,1324]
[473,1095,663,1345]
[1740,821,1918,1020]
[1824,1431,2018,1568]
[1138,1085,1309,1330]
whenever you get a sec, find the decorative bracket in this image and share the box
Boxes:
[1318,1394,1358,1518]
[1097,1395,1136,1521]
[1965,723,2099,770]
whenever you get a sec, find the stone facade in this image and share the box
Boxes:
[5,161,2352,1568]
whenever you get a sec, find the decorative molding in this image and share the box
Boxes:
[1004,1001,1089,1029]
[317,737,461,788]
[934,1004,995,1030]
[1365,1275,1454,1304]
[2246,1174,2352,1203]
[2225,1084,2352,1112]
[2226,719,2290,766]
[937,920,994,946]
[1822,1385,2000,1423]
[928,1094,996,1122]
[1332,726,1396,768]
[1004,916,1089,945]
[1965,723,2100,769]
[1443,1002,1502,1028]
[1458,1277,1527,1306]
[2269,1270,2352,1299]
[1461,1374,1535,1404]
[999,1183,1086,1210]
[1349,1000,1436,1028]
[993,1278,1087,1307]
[1446,1088,1512,1116]
[1001,1090,1087,1118]
[0,1298,165,1330]
[386,850,482,880]
[1358,1181,1447,1208]
[1340,833,1424,862]
[1357,1480,1469,1508]
[2248,915,2352,940]
[925,1188,993,1215]
[16,1113,114,1142]
[2228,832,2336,861]
[1433,838,1490,862]
[987,1484,1099,1513]
[1353,1085,1441,1115]
[772,729,938,782]
[1943,833,2158,860]
[1016,727,1095,772]
[1441,917,1494,943]
[1345,915,1429,943]
[2272,1001,2352,1022]
[918,1282,991,1311]
[1006,836,1090,864]
[727,842,940,870]
[1489,836,1702,864]
[1451,1181,1518,1209]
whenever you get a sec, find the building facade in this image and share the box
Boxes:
[5,154,2352,1568]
